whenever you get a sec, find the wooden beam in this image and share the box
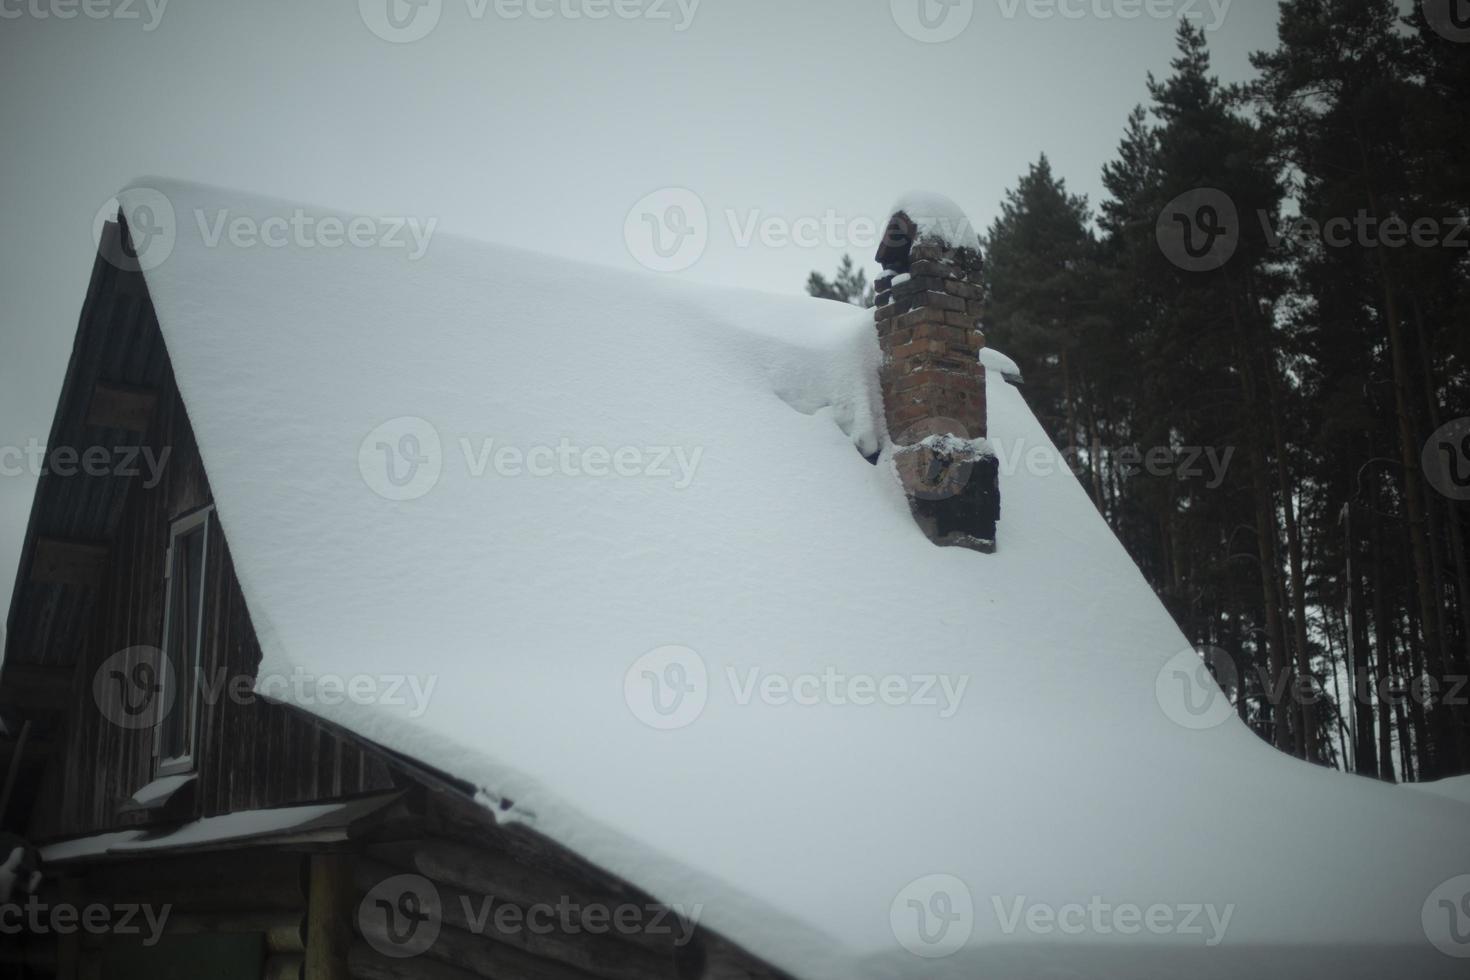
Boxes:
[0,664,73,711]
[348,941,484,980]
[305,854,352,980]
[86,851,307,913]
[165,910,305,953]
[265,954,305,980]
[85,382,158,433]
[55,878,83,980]
[30,538,109,588]
[0,735,57,769]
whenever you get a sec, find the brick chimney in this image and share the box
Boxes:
[874,196,999,552]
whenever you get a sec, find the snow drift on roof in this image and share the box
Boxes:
[118,179,1468,979]
[979,346,1022,382]
[1410,775,1470,806]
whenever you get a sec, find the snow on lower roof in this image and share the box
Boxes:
[124,771,194,809]
[108,800,348,853]
[119,180,1468,978]
[38,830,145,864]
[40,796,393,863]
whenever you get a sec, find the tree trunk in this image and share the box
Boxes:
[1264,358,1315,761]
[1354,139,1458,776]
[1085,395,1105,511]
[1390,617,1415,783]
[1369,501,1398,782]
[1411,297,1470,765]
[1347,501,1378,777]
[1323,608,1351,769]
[1401,598,1430,781]
[1062,347,1079,464]
[1240,356,1291,752]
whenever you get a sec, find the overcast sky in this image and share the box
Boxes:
[0,0,1290,616]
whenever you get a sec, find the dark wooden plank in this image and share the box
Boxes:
[165,910,304,952]
[349,941,484,980]
[84,382,157,433]
[0,664,73,710]
[30,538,109,588]
[0,736,58,769]
[265,953,305,980]
[354,858,599,980]
[86,850,307,912]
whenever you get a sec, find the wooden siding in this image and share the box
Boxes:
[344,789,784,980]
[21,788,787,980]
[14,226,393,840]
[4,250,165,679]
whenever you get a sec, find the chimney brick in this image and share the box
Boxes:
[874,203,999,552]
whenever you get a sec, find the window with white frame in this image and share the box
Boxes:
[155,506,212,776]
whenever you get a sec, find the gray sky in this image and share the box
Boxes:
[0,0,1283,613]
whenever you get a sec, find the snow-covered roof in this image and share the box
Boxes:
[1409,775,1470,806]
[116,180,1467,978]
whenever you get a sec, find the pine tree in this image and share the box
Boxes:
[1113,23,1302,756]
[796,5,1470,777]
[1254,0,1467,775]
[983,153,1106,487]
[806,255,873,307]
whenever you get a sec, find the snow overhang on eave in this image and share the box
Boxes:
[39,791,403,866]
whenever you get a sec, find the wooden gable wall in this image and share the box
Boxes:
[7,221,393,841]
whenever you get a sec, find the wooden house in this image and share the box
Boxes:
[0,213,778,980]
[0,180,1465,980]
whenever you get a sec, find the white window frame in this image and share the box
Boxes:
[153,505,213,777]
